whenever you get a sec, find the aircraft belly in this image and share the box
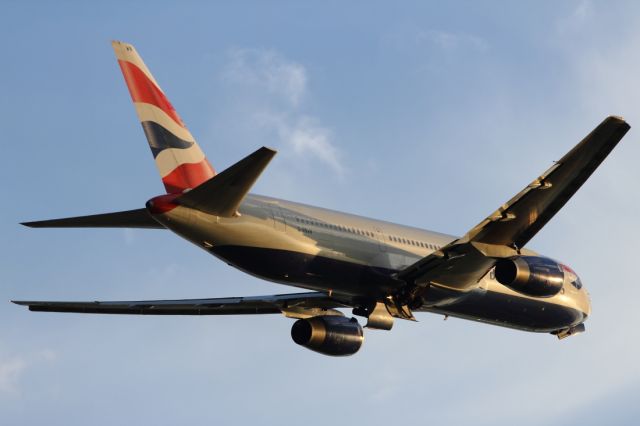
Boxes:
[419,288,587,332]
[210,245,400,298]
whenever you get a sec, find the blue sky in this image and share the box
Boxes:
[2,1,640,424]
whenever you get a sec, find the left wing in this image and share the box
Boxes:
[398,116,630,291]
[12,292,348,319]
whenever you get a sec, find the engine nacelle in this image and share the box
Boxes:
[494,256,564,297]
[291,316,364,356]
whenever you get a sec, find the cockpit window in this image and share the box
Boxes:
[560,263,583,290]
[571,277,583,290]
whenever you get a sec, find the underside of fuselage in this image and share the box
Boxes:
[211,244,586,332]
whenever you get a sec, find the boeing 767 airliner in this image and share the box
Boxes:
[13,41,630,356]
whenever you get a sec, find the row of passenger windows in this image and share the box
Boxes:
[293,216,440,250]
[294,217,375,237]
[388,235,440,250]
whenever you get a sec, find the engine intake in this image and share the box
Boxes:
[494,256,564,297]
[291,316,364,356]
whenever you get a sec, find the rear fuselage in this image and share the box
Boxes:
[149,194,590,333]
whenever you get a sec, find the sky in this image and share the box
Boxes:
[2,1,640,424]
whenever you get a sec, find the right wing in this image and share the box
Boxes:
[461,115,630,248]
[398,116,630,291]
[12,292,349,319]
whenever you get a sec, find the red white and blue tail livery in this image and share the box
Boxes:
[113,41,215,193]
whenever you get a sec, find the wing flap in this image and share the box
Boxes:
[21,208,164,229]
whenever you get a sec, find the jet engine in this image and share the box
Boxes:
[291,316,364,356]
[494,256,564,297]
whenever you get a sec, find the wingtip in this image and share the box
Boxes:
[261,146,278,154]
[608,115,629,125]
[11,300,29,306]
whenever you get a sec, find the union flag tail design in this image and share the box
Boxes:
[112,41,215,193]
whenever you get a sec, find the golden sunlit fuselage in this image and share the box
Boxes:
[152,193,590,334]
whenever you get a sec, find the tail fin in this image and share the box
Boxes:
[112,41,215,193]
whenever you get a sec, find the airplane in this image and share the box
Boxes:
[13,41,631,356]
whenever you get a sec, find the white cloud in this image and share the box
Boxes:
[256,112,343,175]
[222,48,344,174]
[0,349,57,396]
[383,26,488,54]
[573,41,640,118]
[123,228,136,246]
[0,357,26,395]
[39,349,57,362]
[225,48,307,107]
[556,0,594,34]
[420,29,489,52]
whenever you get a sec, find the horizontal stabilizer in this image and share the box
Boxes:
[12,292,347,317]
[22,208,164,229]
[176,146,276,217]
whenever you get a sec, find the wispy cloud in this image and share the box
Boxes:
[420,29,489,52]
[383,26,489,54]
[223,48,344,174]
[225,48,307,107]
[255,112,342,174]
[556,0,594,34]
[0,349,57,396]
[0,356,26,395]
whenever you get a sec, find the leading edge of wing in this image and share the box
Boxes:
[12,292,349,318]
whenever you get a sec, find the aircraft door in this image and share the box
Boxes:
[373,226,387,252]
[271,205,287,232]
